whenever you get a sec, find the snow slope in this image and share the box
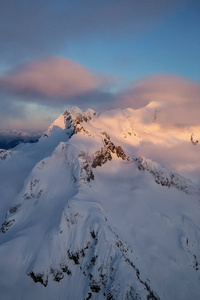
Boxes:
[0,107,199,300]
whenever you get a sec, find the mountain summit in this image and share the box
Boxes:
[0,107,199,300]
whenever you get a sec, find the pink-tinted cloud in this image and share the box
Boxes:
[0,57,114,100]
[114,74,200,126]
[112,74,200,183]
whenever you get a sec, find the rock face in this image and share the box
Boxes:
[92,132,127,168]
[0,149,12,161]
[45,107,97,137]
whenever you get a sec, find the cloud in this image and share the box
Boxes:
[114,74,200,126]
[0,57,114,102]
[0,0,188,64]
[112,74,200,183]
[0,56,116,130]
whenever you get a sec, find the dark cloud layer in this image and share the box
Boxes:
[0,0,187,64]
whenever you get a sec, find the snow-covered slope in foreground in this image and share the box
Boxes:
[0,107,200,300]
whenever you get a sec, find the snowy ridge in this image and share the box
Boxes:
[135,157,200,196]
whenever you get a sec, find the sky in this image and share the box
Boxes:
[0,0,200,131]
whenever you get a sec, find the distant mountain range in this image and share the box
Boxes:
[0,106,199,300]
[0,129,43,149]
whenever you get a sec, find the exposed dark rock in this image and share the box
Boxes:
[101,132,116,153]
[116,146,127,160]
[78,153,95,183]
[28,271,48,287]
[91,131,127,168]
[86,292,92,300]
[0,219,15,233]
[67,242,90,265]
[90,230,96,239]
[50,269,64,282]
[9,204,21,214]
[60,264,72,275]
[92,148,112,168]
[68,250,80,265]
[63,110,96,140]
[82,161,94,182]
[23,183,43,201]
[0,149,12,160]
[193,255,199,271]
[86,255,98,271]
[107,293,114,300]
[30,179,40,190]
[23,193,33,200]
[37,189,44,198]
[101,131,110,141]
[90,281,101,293]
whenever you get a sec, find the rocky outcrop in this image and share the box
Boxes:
[78,152,95,183]
[64,108,96,138]
[28,271,48,287]
[43,107,96,138]
[92,148,112,168]
[92,132,127,169]
[0,149,12,161]
[0,219,15,233]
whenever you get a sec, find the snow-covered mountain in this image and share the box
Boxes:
[0,107,199,300]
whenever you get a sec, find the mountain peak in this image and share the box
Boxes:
[44,107,97,137]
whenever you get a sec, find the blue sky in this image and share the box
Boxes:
[0,0,199,130]
[63,1,200,82]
